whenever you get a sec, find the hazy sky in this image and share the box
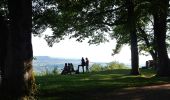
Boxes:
[32,29,152,66]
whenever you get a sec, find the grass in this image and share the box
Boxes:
[35,69,170,100]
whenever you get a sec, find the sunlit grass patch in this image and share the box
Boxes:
[36,69,170,99]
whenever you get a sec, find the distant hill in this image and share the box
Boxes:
[33,56,96,73]
[33,56,133,74]
[33,56,82,65]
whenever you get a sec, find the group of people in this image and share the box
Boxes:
[61,57,89,75]
[61,63,75,75]
[78,57,89,73]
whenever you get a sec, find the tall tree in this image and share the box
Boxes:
[0,14,8,96]
[0,0,9,95]
[153,0,170,76]
[126,0,140,75]
[1,0,35,99]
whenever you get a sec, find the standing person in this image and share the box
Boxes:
[85,57,89,72]
[78,57,86,73]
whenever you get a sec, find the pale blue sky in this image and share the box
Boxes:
[32,29,152,66]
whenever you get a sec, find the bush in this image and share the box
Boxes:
[35,66,60,76]
[104,61,128,70]
[90,64,104,72]
[90,62,128,72]
[52,67,59,74]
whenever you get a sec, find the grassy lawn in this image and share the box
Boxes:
[35,69,170,100]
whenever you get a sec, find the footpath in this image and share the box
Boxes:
[90,84,170,100]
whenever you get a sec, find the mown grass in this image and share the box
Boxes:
[35,69,170,100]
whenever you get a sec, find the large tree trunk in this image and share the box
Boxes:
[5,0,27,98]
[153,0,170,76]
[3,0,34,99]
[126,0,140,75]
[0,14,9,96]
[22,0,36,97]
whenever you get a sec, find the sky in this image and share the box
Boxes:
[32,29,152,66]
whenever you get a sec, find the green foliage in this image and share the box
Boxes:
[43,67,60,75]
[32,0,127,46]
[110,0,154,56]
[105,61,128,70]
[35,67,60,76]
[90,62,128,72]
[32,0,170,66]
[89,64,104,72]
[52,67,59,75]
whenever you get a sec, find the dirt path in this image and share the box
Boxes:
[40,83,170,100]
[95,84,170,100]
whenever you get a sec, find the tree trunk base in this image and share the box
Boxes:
[156,61,170,77]
[156,71,170,77]
[130,71,141,75]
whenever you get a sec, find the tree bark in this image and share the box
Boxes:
[0,14,9,97]
[126,0,140,75]
[21,0,35,97]
[153,0,170,76]
[3,0,34,99]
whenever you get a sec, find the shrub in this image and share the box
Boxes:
[90,62,128,72]
[52,67,59,74]
[35,66,60,76]
[104,61,128,70]
[90,64,104,72]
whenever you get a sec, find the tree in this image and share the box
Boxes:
[112,17,158,69]
[112,0,170,76]
[32,0,141,75]
[125,0,140,75]
[0,14,8,95]
[152,0,170,76]
[32,0,170,77]
[137,26,158,69]
[0,0,8,93]
[0,0,35,99]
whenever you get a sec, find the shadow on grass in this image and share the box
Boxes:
[36,69,170,100]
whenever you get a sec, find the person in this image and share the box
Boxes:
[67,63,71,74]
[78,57,86,73]
[68,63,75,74]
[61,63,68,75]
[85,57,89,72]
[70,63,75,72]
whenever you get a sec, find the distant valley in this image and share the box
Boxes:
[33,56,107,74]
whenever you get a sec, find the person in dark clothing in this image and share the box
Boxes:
[78,57,85,73]
[61,63,68,75]
[85,57,89,72]
[70,63,75,72]
[68,63,75,74]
